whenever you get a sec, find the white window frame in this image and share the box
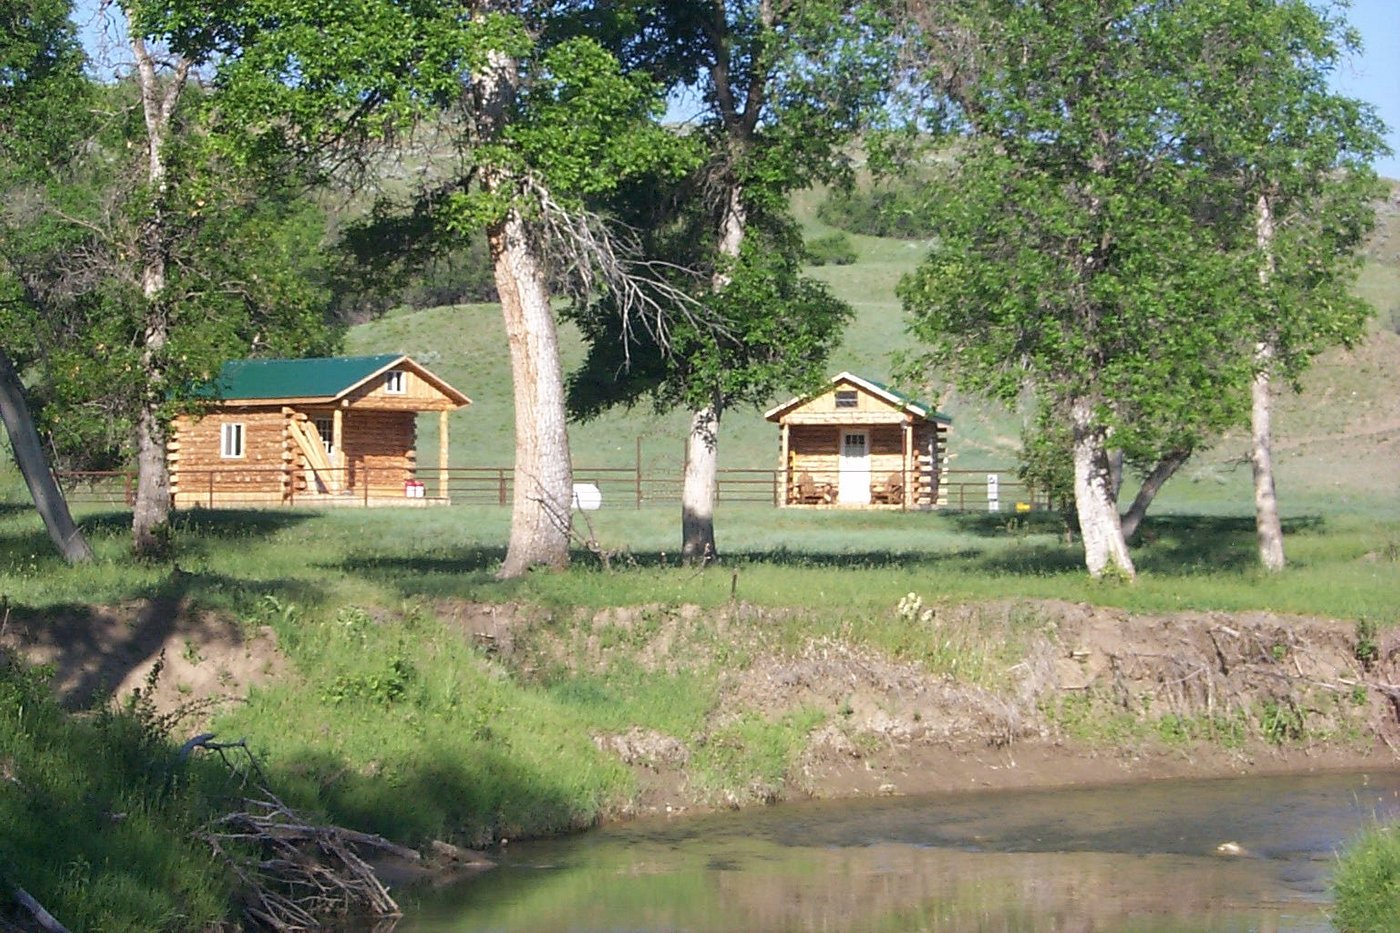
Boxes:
[385,370,406,394]
[313,416,336,455]
[220,422,245,459]
[834,389,858,409]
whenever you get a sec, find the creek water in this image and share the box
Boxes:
[401,770,1400,932]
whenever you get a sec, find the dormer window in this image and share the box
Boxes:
[835,389,858,409]
[385,370,406,394]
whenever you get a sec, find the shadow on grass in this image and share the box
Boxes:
[1132,514,1324,575]
[2,567,325,709]
[0,507,317,567]
[266,744,595,846]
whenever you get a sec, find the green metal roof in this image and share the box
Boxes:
[853,373,952,423]
[208,354,404,401]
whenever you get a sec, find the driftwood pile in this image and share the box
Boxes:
[187,735,419,932]
[200,792,415,931]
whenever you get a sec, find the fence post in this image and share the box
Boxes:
[496,469,506,506]
[635,436,642,510]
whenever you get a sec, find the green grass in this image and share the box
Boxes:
[2,499,1397,620]
[1333,825,1400,932]
[0,658,233,931]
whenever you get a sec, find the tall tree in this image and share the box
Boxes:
[0,0,94,562]
[1174,0,1386,571]
[567,0,892,563]
[147,0,691,576]
[899,0,1252,578]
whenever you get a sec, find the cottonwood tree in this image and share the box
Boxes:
[147,0,692,576]
[17,2,336,558]
[899,0,1254,578]
[1173,0,1385,571]
[0,0,95,563]
[566,0,893,563]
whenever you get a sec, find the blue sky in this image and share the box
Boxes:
[1331,0,1400,178]
[71,0,1399,178]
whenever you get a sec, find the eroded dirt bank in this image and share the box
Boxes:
[441,598,1400,817]
[10,595,1399,823]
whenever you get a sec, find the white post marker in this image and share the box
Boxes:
[987,473,1000,512]
[572,483,602,511]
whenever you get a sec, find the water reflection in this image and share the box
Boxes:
[403,771,1400,932]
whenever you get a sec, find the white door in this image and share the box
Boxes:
[839,431,870,504]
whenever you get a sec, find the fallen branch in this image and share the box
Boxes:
[12,887,70,933]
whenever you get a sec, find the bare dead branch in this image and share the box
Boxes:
[519,176,728,363]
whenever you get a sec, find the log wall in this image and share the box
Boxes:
[170,409,292,507]
[784,422,950,507]
[342,410,416,497]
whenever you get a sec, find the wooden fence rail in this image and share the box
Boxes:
[52,467,1043,513]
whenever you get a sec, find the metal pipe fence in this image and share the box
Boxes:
[53,466,1046,513]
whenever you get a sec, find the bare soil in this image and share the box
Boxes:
[454,598,1400,818]
[0,594,286,729]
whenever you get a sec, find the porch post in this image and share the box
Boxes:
[779,422,791,507]
[439,409,450,499]
[332,408,344,493]
[902,421,913,510]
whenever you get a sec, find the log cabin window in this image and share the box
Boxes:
[220,422,244,458]
[385,370,406,394]
[313,416,336,455]
[835,390,858,409]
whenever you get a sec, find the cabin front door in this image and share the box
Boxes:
[839,430,870,504]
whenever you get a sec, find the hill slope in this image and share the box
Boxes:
[345,181,1400,514]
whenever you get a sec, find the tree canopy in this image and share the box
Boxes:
[899,0,1383,577]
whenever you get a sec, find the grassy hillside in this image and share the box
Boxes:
[347,180,1400,515]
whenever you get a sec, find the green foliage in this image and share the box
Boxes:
[899,0,1384,574]
[0,0,90,176]
[565,0,889,425]
[1016,404,1076,516]
[1334,825,1400,932]
[568,212,852,418]
[804,232,858,266]
[1356,618,1382,668]
[0,654,232,930]
[1,74,340,472]
[816,180,940,239]
[1259,698,1305,744]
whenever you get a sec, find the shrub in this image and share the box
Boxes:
[804,232,858,266]
[816,181,940,239]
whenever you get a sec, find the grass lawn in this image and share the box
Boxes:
[3,495,1396,621]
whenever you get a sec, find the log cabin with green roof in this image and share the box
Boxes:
[765,372,951,509]
[169,355,470,508]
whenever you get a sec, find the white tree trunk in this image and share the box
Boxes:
[1071,397,1135,578]
[491,206,573,578]
[0,349,92,562]
[682,399,720,564]
[129,31,186,558]
[1251,341,1286,571]
[680,183,747,563]
[473,42,573,578]
[1252,192,1286,572]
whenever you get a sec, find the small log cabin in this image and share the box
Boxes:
[169,354,470,508]
[765,372,951,509]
